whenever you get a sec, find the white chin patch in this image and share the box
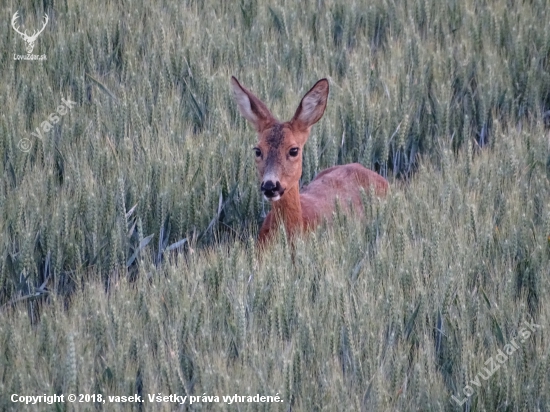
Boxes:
[264,194,280,202]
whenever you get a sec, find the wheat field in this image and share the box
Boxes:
[1,0,549,410]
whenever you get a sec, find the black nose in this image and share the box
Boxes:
[262,180,277,191]
[261,180,282,198]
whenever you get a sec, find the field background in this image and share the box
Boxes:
[1,0,550,410]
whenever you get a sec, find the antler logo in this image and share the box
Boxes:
[11,11,48,54]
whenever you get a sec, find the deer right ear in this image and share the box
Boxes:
[231,77,275,132]
[291,79,329,132]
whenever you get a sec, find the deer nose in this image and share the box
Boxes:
[261,180,283,200]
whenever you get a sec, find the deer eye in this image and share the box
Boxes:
[253,148,262,157]
[289,147,299,157]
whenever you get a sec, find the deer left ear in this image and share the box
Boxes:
[291,79,329,132]
[231,76,276,132]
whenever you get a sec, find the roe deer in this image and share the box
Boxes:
[231,77,388,245]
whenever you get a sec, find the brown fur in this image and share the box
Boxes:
[258,163,388,244]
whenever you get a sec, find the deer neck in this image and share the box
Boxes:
[271,183,303,236]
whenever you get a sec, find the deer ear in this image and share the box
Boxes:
[291,79,329,132]
[231,77,275,132]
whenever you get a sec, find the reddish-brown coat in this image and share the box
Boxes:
[258,163,388,245]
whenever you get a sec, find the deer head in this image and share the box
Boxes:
[231,77,329,201]
[12,11,49,54]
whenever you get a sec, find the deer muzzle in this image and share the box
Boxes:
[261,179,285,201]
